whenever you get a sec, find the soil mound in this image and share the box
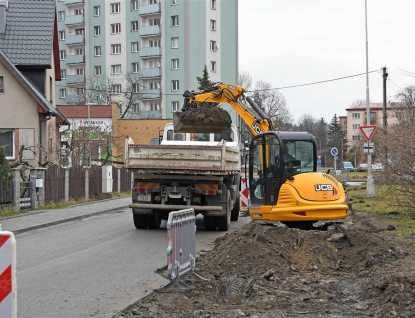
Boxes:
[116,213,415,318]
[173,107,232,133]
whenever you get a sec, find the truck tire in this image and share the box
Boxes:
[204,215,217,230]
[146,210,162,229]
[231,196,240,221]
[133,214,147,229]
[217,190,231,231]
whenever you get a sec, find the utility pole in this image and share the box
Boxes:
[382,67,388,162]
[365,0,375,197]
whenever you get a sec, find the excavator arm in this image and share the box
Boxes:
[176,83,275,135]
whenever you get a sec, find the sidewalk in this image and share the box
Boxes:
[0,196,132,234]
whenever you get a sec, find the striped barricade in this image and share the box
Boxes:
[156,208,207,292]
[0,229,17,318]
[240,177,249,212]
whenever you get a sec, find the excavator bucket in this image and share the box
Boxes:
[173,108,232,133]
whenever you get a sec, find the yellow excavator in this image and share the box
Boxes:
[174,83,349,224]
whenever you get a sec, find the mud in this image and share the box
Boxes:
[173,107,232,133]
[115,212,415,318]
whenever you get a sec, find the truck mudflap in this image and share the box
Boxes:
[129,203,223,213]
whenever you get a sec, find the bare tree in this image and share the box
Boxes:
[349,98,370,108]
[238,71,253,91]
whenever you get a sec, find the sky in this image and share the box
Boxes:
[238,0,415,124]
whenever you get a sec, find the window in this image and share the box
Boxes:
[0,76,4,91]
[132,62,139,73]
[60,69,66,79]
[172,101,179,112]
[210,0,216,9]
[396,112,404,119]
[149,39,160,47]
[74,8,84,15]
[171,58,179,70]
[59,31,65,40]
[93,6,100,16]
[131,0,138,10]
[76,68,84,75]
[171,0,178,5]
[149,0,159,4]
[172,80,179,91]
[60,88,66,99]
[343,120,347,125]
[132,103,139,113]
[149,60,160,68]
[352,135,360,141]
[150,102,160,110]
[75,28,85,35]
[0,130,14,159]
[352,113,360,119]
[353,124,360,130]
[111,3,121,14]
[210,61,216,72]
[111,64,122,74]
[58,11,65,21]
[76,88,85,95]
[94,25,101,36]
[76,48,85,55]
[171,15,179,27]
[210,19,216,31]
[111,44,121,54]
[131,21,138,31]
[149,18,160,26]
[112,84,122,94]
[94,66,101,76]
[149,82,161,89]
[133,83,139,93]
[131,42,139,52]
[94,46,101,56]
[171,37,179,48]
[111,23,121,34]
[210,40,217,51]
[59,50,66,60]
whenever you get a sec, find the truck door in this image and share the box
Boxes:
[249,133,281,208]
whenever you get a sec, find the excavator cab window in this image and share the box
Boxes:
[214,127,233,142]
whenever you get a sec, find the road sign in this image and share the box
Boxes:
[317,159,321,164]
[359,125,377,141]
[363,142,375,154]
[317,155,322,159]
[331,147,338,156]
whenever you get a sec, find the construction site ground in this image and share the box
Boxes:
[115,198,415,317]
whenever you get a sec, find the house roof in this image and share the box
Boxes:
[0,49,68,124]
[0,0,55,66]
[57,105,112,119]
[346,102,403,112]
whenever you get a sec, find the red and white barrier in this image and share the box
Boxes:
[0,229,17,318]
[240,178,249,211]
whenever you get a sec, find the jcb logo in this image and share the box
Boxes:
[315,184,333,191]
[251,123,263,135]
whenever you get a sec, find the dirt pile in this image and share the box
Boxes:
[173,107,232,133]
[116,213,415,318]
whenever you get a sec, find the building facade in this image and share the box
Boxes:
[56,0,238,123]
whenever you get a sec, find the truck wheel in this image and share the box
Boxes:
[204,216,217,230]
[231,196,240,221]
[133,214,147,229]
[146,210,162,229]
[217,190,231,231]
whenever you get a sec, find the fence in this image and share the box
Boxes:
[45,165,65,204]
[0,179,13,204]
[113,167,132,193]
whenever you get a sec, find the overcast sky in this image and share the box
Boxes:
[238,0,415,124]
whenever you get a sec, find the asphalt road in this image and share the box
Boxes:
[15,207,251,318]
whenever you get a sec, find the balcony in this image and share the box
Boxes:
[139,25,160,36]
[139,3,160,15]
[66,34,85,45]
[65,0,84,5]
[140,46,160,57]
[66,54,85,64]
[141,89,161,99]
[140,67,161,78]
[65,14,84,25]
[66,74,85,84]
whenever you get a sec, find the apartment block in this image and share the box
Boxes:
[56,0,238,123]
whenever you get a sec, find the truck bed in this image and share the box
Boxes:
[126,141,240,175]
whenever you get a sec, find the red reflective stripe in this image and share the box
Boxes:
[0,235,9,249]
[0,265,12,304]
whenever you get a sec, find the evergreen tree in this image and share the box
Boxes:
[0,147,11,181]
[315,117,328,149]
[327,114,347,160]
[196,65,219,108]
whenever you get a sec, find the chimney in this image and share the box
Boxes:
[0,0,8,34]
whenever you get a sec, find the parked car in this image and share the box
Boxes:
[372,163,384,172]
[357,163,368,172]
[341,161,354,172]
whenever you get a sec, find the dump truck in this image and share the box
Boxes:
[126,123,241,231]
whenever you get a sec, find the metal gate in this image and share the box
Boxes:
[20,181,31,210]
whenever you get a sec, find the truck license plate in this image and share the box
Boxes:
[137,193,151,202]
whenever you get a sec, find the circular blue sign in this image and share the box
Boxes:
[331,147,338,156]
